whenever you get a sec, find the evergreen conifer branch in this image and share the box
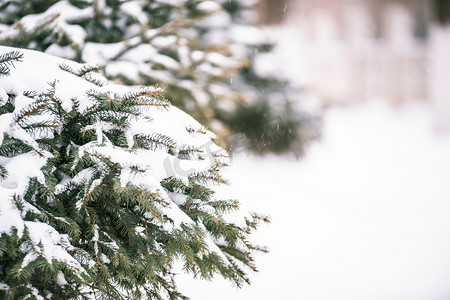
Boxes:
[0,42,269,298]
[0,50,23,67]
[178,145,204,160]
[133,133,176,151]
[0,50,23,76]
[121,87,163,102]
[0,165,8,180]
[59,64,104,86]
[0,134,33,157]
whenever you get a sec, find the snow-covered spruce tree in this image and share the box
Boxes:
[0,46,267,299]
[0,0,315,155]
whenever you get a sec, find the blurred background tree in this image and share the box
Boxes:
[429,0,450,132]
[432,0,450,24]
[0,0,318,156]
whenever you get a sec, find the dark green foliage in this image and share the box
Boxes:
[0,228,85,300]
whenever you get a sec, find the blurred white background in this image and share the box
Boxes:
[178,0,450,299]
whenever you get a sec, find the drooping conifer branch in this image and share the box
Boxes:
[0,24,270,298]
[0,50,23,76]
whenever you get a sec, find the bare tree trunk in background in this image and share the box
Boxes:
[432,0,450,25]
[429,0,450,132]
[258,0,290,24]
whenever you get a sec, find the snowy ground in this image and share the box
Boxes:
[177,101,450,300]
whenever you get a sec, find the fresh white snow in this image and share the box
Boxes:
[177,100,450,300]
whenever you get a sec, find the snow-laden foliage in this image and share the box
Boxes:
[0,0,316,155]
[0,46,268,299]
